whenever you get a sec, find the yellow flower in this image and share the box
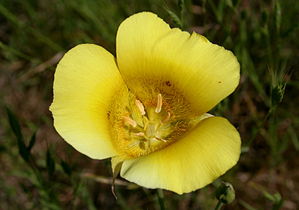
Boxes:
[50,12,241,194]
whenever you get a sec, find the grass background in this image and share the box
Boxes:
[1,0,299,209]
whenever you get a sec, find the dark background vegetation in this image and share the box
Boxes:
[1,0,298,209]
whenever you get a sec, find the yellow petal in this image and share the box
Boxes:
[50,44,124,159]
[120,117,241,194]
[116,12,240,114]
[116,12,171,78]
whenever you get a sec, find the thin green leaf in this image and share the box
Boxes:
[274,0,281,34]
[178,0,185,12]
[239,200,257,210]
[112,161,123,199]
[60,160,72,176]
[27,131,36,152]
[6,107,30,162]
[289,126,299,150]
[46,150,55,177]
[157,189,165,210]
[178,0,185,19]
[165,8,182,28]
[272,193,284,210]
[6,107,23,141]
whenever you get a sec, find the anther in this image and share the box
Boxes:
[134,132,145,137]
[154,136,167,142]
[135,99,146,115]
[162,112,171,123]
[123,116,137,127]
[155,93,163,113]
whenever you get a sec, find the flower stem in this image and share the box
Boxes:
[214,200,223,210]
[157,189,165,210]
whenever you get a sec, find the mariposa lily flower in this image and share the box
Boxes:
[50,12,241,194]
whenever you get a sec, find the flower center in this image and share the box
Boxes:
[108,80,199,158]
[122,94,180,150]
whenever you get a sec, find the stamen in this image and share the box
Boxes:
[154,136,167,142]
[127,141,139,149]
[123,116,137,127]
[155,93,163,113]
[162,112,171,123]
[135,99,146,115]
[134,132,145,136]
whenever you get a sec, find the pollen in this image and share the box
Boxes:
[107,79,199,158]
